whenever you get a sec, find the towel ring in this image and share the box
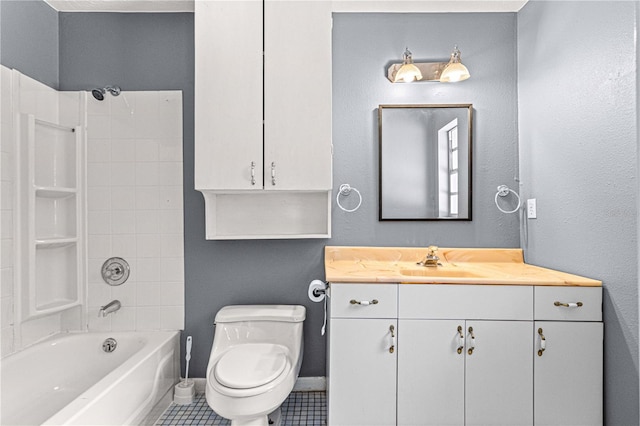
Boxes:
[336,184,362,213]
[494,185,521,214]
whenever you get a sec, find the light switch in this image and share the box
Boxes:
[527,198,537,219]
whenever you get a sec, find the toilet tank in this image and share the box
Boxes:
[215,305,306,323]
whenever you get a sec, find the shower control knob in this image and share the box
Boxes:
[101,257,130,286]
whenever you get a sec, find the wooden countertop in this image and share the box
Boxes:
[325,246,601,286]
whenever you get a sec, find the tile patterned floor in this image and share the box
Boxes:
[156,392,326,425]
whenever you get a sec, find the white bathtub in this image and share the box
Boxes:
[1,331,180,425]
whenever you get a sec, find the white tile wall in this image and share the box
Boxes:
[86,91,184,332]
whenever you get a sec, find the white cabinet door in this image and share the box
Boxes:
[194,1,263,190]
[264,0,332,190]
[465,321,533,426]
[397,320,465,426]
[534,321,603,426]
[328,318,397,426]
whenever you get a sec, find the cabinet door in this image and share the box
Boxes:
[534,321,603,426]
[328,318,397,426]
[398,320,465,426]
[194,1,264,190]
[264,0,332,191]
[465,321,533,426]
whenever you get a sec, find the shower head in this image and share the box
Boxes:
[91,86,121,101]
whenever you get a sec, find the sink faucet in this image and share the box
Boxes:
[99,300,121,317]
[417,246,441,267]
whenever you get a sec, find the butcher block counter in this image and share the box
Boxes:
[324,246,601,286]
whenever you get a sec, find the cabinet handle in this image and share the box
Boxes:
[250,161,256,185]
[456,325,464,354]
[271,162,276,186]
[350,299,378,306]
[554,301,583,308]
[467,326,475,355]
[537,328,546,356]
[389,325,395,354]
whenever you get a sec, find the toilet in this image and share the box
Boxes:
[205,305,306,426]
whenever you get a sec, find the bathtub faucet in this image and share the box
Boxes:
[99,300,121,317]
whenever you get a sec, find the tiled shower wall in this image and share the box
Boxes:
[86,91,184,331]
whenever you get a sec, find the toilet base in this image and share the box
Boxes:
[229,407,281,426]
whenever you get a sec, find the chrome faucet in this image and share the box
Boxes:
[99,300,121,317]
[417,245,441,267]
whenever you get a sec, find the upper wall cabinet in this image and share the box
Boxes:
[194,1,333,239]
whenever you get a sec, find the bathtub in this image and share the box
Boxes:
[1,331,180,425]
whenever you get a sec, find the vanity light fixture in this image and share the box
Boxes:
[387,45,471,83]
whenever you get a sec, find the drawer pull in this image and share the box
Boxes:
[456,325,464,354]
[467,327,475,355]
[554,301,583,308]
[537,327,546,356]
[389,325,396,354]
[350,299,379,306]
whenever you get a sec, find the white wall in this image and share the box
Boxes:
[86,91,185,331]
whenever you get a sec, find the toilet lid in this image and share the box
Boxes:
[214,344,288,389]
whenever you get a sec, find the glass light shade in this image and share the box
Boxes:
[440,46,470,83]
[394,63,423,83]
[440,62,471,82]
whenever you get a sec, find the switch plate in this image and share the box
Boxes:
[527,198,537,219]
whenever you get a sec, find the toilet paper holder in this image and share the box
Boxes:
[311,282,328,298]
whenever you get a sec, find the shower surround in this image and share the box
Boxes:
[0,65,185,358]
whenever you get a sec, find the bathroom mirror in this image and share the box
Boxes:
[379,104,472,220]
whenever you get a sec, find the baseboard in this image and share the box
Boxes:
[188,376,326,394]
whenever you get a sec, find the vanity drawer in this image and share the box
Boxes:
[399,284,533,320]
[535,286,602,321]
[329,283,397,319]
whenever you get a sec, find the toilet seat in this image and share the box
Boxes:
[210,343,292,397]
[215,343,287,389]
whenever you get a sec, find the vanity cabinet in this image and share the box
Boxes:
[194,0,332,239]
[327,283,602,426]
[327,284,398,425]
[533,287,603,426]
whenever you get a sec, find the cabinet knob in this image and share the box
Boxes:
[250,161,256,185]
[537,327,546,356]
[271,162,276,186]
[389,324,395,354]
[456,325,464,354]
[467,326,475,355]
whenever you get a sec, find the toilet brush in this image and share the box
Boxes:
[184,335,192,385]
[174,335,195,405]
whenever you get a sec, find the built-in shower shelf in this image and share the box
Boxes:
[31,299,81,317]
[35,237,78,249]
[17,112,84,322]
[35,186,77,198]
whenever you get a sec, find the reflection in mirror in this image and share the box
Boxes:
[379,104,472,220]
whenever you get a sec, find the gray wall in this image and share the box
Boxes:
[517,1,639,424]
[0,0,59,89]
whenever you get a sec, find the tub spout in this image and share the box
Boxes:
[99,300,121,317]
